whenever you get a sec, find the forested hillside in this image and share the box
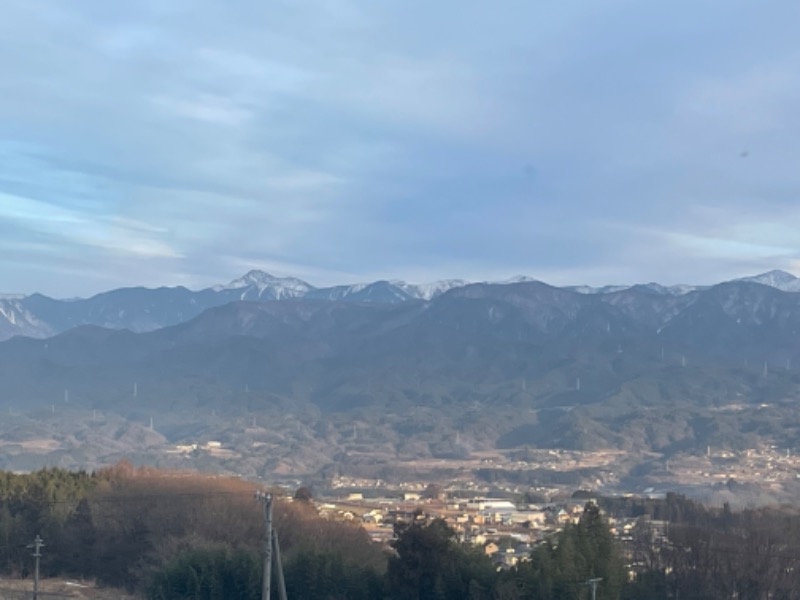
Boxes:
[3,466,799,598]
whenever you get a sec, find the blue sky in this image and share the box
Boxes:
[1,0,799,297]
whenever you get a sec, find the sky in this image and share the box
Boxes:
[1,0,799,297]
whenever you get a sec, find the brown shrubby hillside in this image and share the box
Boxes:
[0,462,383,593]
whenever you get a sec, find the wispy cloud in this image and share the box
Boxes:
[0,192,182,259]
[0,0,798,296]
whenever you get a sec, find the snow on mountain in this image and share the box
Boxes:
[219,270,315,300]
[502,275,540,284]
[393,279,468,300]
[212,271,708,301]
[665,284,701,295]
[737,270,800,292]
[634,283,702,296]
[567,284,631,295]
[568,283,698,296]
[0,299,53,338]
[305,281,412,303]
[3,268,798,343]
[304,283,368,302]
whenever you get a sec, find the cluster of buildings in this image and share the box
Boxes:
[314,493,640,569]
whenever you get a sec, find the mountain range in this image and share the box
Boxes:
[1,269,799,342]
[1,268,800,497]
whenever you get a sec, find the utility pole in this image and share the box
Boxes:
[27,535,44,600]
[255,490,273,600]
[586,577,602,600]
[255,490,288,600]
[272,530,288,600]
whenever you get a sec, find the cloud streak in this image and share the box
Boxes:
[0,0,798,296]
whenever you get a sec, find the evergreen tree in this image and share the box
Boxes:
[518,503,625,600]
[388,518,497,600]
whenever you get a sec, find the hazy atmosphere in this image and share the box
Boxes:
[1,0,799,297]
[4,4,800,599]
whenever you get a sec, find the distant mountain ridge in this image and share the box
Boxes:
[2,271,800,483]
[0,269,798,341]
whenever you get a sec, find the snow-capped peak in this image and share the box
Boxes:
[220,270,315,300]
[737,270,800,292]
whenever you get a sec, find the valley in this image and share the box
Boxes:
[1,271,800,507]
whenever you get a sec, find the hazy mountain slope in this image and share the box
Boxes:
[1,280,799,462]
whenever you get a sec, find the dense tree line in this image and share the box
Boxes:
[4,467,800,599]
[0,467,98,576]
[514,502,625,600]
[627,498,800,599]
[0,467,624,599]
[595,491,800,599]
[146,505,627,600]
[147,546,261,600]
[385,498,800,600]
[378,503,628,600]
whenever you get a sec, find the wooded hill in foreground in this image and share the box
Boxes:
[2,466,800,599]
